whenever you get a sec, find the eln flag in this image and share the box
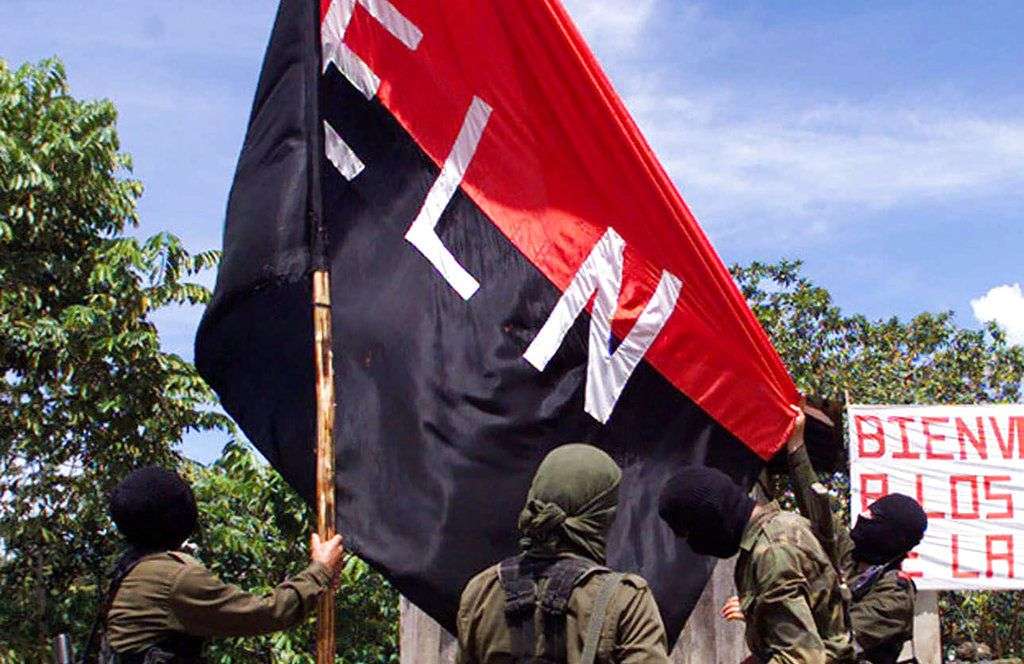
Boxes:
[196,0,799,642]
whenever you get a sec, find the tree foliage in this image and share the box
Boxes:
[732,260,1024,657]
[0,58,230,657]
[734,260,1023,407]
[0,58,399,662]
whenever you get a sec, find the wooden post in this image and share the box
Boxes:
[313,269,337,664]
[899,590,941,664]
[400,597,457,664]
[672,557,749,664]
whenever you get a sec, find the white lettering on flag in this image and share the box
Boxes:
[524,228,683,423]
[323,121,365,180]
[322,0,422,98]
[405,96,492,301]
[321,0,422,180]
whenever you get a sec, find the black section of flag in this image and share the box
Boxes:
[206,0,319,317]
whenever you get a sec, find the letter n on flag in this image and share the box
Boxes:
[195,0,799,644]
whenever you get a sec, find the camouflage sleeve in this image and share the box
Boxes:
[850,575,915,651]
[166,561,329,636]
[751,544,828,664]
[834,515,856,581]
[788,445,837,568]
[613,577,671,663]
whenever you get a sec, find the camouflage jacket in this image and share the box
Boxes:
[735,501,856,664]
[788,447,916,663]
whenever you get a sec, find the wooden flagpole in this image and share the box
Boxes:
[313,269,337,663]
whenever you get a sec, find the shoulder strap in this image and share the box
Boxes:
[580,573,623,664]
[498,555,610,664]
[538,557,605,664]
[540,557,604,616]
[500,555,538,618]
[80,549,153,664]
[499,555,539,664]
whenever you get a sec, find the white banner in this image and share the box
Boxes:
[848,404,1024,591]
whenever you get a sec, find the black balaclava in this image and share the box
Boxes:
[658,465,755,559]
[851,493,927,565]
[109,466,198,551]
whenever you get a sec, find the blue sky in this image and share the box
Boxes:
[4,1,1022,462]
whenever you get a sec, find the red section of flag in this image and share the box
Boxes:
[324,0,798,458]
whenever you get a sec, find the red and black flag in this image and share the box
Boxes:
[196,0,799,642]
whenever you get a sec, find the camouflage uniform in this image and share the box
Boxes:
[734,500,856,664]
[788,446,915,664]
[455,559,670,664]
[106,551,330,657]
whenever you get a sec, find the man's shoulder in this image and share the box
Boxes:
[853,569,916,627]
[460,563,503,606]
[575,569,648,596]
[460,561,649,606]
[126,551,206,592]
[759,508,816,544]
[466,562,502,587]
[133,550,203,573]
[752,510,831,569]
[619,572,648,590]
[872,569,916,598]
[165,550,203,566]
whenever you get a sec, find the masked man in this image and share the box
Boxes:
[785,407,927,664]
[456,444,671,664]
[659,448,855,664]
[95,466,344,662]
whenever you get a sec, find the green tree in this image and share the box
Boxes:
[734,260,1023,408]
[189,442,399,664]
[0,57,399,662]
[732,260,1024,657]
[0,58,229,657]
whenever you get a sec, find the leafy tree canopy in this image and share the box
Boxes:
[0,57,398,663]
[0,57,229,657]
[734,260,1023,407]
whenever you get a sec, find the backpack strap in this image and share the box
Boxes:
[580,572,623,664]
[81,549,152,664]
[540,557,602,616]
[501,555,539,618]
[498,555,608,664]
[537,557,605,663]
[499,555,539,664]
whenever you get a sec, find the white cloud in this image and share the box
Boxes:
[972,284,1024,346]
[624,82,1024,242]
[561,0,656,54]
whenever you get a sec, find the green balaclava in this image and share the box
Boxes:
[517,444,622,563]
